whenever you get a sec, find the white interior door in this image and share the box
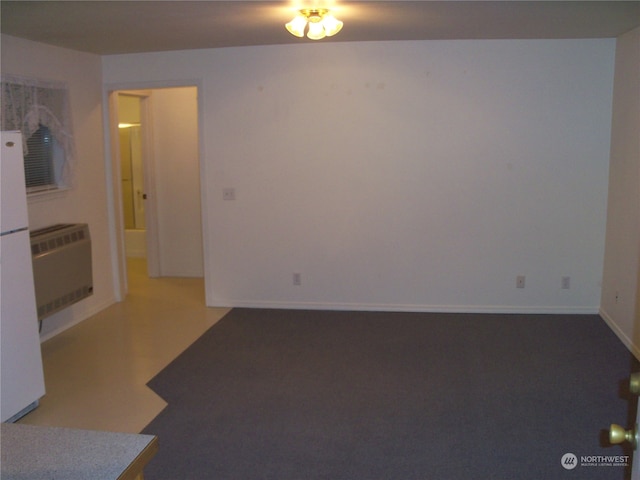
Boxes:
[609,373,640,479]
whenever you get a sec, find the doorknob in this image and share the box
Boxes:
[629,373,640,395]
[609,423,638,449]
[607,373,640,449]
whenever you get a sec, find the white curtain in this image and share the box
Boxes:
[1,74,75,187]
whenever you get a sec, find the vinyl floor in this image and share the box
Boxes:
[17,258,230,433]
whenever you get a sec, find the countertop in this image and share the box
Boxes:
[0,423,158,480]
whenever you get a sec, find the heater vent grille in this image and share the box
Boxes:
[30,224,93,321]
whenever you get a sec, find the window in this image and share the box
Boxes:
[24,124,67,192]
[1,75,75,194]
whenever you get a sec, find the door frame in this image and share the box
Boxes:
[103,80,206,300]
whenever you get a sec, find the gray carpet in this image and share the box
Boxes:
[142,309,638,479]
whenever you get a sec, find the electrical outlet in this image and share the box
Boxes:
[561,276,571,289]
[222,188,236,201]
[293,273,301,286]
[516,275,525,289]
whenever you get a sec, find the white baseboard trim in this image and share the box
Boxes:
[210,299,600,315]
[39,297,117,342]
[599,308,640,360]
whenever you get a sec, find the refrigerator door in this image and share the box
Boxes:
[0,229,46,422]
[1,131,28,234]
[0,131,45,422]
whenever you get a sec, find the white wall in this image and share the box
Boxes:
[103,39,615,313]
[103,39,615,314]
[150,87,203,277]
[1,34,116,339]
[600,27,640,357]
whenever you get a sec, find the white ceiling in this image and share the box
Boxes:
[1,1,639,55]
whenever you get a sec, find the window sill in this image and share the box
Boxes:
[27,186,71,204]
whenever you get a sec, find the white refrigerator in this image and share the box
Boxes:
[0,130,46,422]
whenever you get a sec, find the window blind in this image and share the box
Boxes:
[24,125,55,191]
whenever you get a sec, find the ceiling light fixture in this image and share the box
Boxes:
[285,9,343,40]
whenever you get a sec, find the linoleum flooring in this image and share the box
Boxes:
[17,258,229,433]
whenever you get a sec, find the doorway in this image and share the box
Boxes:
[118,94,147,258]
[109,85,202,297]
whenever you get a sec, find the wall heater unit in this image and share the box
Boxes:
[30,224,93,321]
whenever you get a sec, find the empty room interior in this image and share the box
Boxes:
[1,1,639,478]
